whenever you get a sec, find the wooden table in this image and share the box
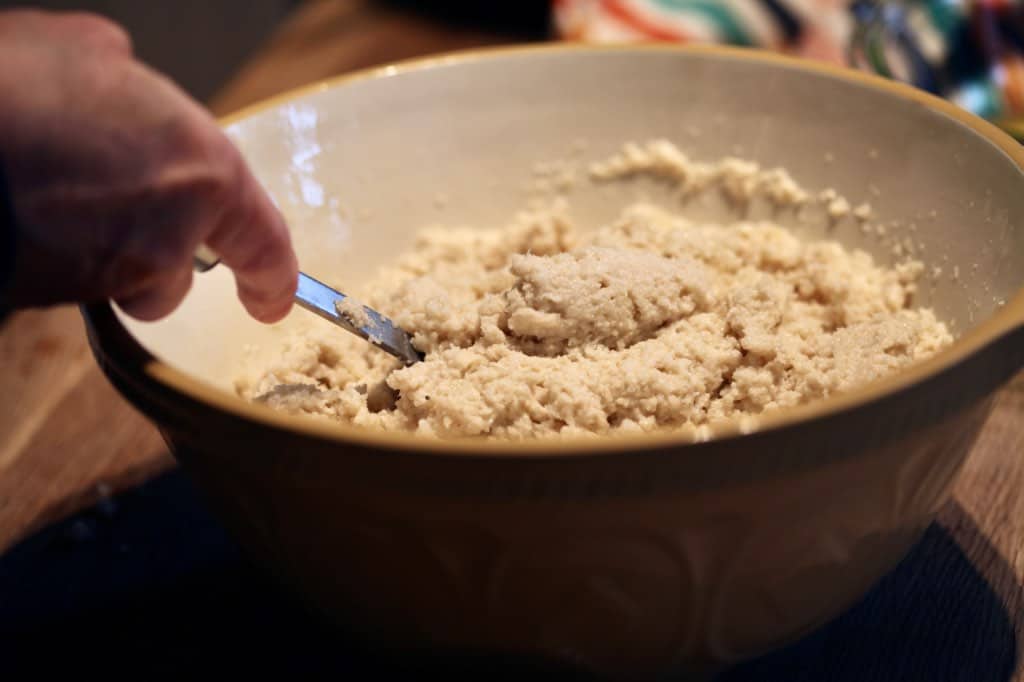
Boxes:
[1,0,1021,674]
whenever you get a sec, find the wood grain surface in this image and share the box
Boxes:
[0,1,1021,675]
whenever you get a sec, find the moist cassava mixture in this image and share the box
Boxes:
[237,142,952,439]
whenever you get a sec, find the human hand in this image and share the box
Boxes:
[0,9,298,322]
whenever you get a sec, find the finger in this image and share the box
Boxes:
[114,264,193,322]
[0,10,134,56]
[56,12,135,56]
[205,156,298,324]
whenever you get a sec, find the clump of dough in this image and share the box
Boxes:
[590,140,810,205]
[335,296,370,327]
[504,246,712,354]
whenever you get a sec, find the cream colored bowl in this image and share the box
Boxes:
[85,46,1024,680]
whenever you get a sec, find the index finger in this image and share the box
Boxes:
[205,156,298,324]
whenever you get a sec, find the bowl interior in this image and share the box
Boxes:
[119,47,1024,393]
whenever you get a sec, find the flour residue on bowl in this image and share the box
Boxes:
[237,141,952,439]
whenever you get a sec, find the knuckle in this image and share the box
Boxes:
[174,113,236,163]
[179,163,235,213]
[0,9,55,38]
[167,122,245,204]
[208,149,247,205]
[186,164,245,237]
[0,8,43,27]
[66,12,133,55]
[152,129,244,226]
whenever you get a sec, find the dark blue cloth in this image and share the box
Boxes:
[0,470,1018,681]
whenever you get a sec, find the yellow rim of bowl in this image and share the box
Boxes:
[110,43,1024,457]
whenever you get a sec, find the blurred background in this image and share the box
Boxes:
[0,0,303,101]
[3,0,1022,137]
[0,0,552,101]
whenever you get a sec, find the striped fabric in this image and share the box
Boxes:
[553,0,852,63]
[553,0,1024,133]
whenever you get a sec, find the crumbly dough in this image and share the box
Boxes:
[238,144,952,440]
[334,296,370,328]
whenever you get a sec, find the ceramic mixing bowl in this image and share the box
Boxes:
[84,45,1024,680]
